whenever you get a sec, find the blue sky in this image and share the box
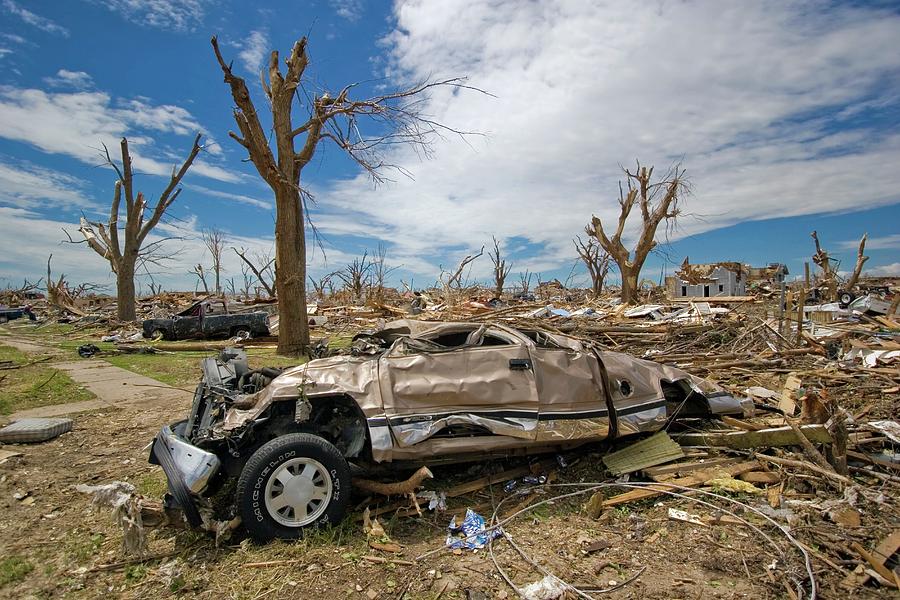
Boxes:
[0,0,898,295]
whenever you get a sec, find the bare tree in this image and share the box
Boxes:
[517,270,532,296]
[441,246,484,288]
[238,261,255,298]
[369,243,398,304]
[574,235,610,297]
[587,162,687,304]
[488,236,512,298]
[190,263,210,294]
[233,247,275,298]
[811,230,838,301]
[211,36,479,356]
[845,233,868,291]
[336,252,371,303]
[202,228,227,296]
[309,273,335,302]
[73,135,202,321]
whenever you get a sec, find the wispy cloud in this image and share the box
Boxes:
[238,30,269,74]
[97,0,212,32]
[0,159,94,209]
[43,69,94,90]
[0,87,239,183]
[190,185,272,210]
[2,0,69,37]
[330,0,363,22]
[865,262,900,276]
[838,233,900,251]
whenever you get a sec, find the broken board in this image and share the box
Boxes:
[602,431,685,475]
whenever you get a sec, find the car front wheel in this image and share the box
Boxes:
[235,433,351,541]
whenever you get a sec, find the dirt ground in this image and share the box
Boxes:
[0,325,895,599]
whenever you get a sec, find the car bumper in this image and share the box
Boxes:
[149,421,221,494]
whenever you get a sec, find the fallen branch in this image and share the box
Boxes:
[353,466,433,516]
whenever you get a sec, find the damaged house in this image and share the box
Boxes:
[667,258,749,298]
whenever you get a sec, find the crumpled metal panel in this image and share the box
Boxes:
[220,355,382,431]
[536,417,610,442]
[381,341,539,446]
[390,414,537,447]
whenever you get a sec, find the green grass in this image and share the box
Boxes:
[102,347,306,388]
[0,343,95,415]
[135,470,169,498]
[0,556,33,587]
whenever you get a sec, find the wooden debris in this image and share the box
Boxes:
[850,541,899,588]
[738,471,781,485]
[674,424,832,449]
[786,418,837,475]
[602,431,685,475]
[779,373,802,416]
[643,457,739,481]
[354,466,433,516]
[586,460,760,516]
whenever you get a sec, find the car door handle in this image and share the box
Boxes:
[509,358,532,371]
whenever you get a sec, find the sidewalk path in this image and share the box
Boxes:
[1,332,192,420]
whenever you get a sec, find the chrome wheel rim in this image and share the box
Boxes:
[264,457,332,527]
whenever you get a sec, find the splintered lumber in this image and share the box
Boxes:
[643,458,739,481]
[587,460,760,515]
[353,466,433,516]
[721,415,766,431]
[444,463,544,498]
[602,431,685,475]
[779,373,802,416]
[674,424,832,450]
[738,471,782,485]
[850,542,898,587]
[353,466,433,496]
[755,454,853,487]
[842,530,900,589]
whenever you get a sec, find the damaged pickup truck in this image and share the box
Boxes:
[149,320,750,541]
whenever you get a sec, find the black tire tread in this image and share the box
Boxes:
[235,433,350,542]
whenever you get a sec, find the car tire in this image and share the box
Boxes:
[838,291,855,307]
[235,433,351,542]
[150,329,165,341]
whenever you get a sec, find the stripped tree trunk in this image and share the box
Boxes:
[75,136,203,322]
[587,163,687,305]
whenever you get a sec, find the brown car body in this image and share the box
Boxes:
[149,320,749,535]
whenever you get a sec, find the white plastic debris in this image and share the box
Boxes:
[843,348,900,368]
[868,420,900,444]
[521,575,570,600]
[667,507,706,526]
[76,481,146,555]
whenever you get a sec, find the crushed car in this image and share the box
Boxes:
[142,299,270,341]
[149,320,751,541]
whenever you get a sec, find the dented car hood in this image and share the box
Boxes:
[216,320,748,461]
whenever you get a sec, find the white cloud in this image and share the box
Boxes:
[238,30,269,75]
[43,69,94,90]
[865,262,900,277]
[0,159,94,209]
[98,0,211,32]
[330,0,363,22]
[0,87,239,183]
[2,0,69,37]
[298,0,900,281]
[839,233,900,251]
[190,185,273,210]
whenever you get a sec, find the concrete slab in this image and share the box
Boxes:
[3,339,192,421]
